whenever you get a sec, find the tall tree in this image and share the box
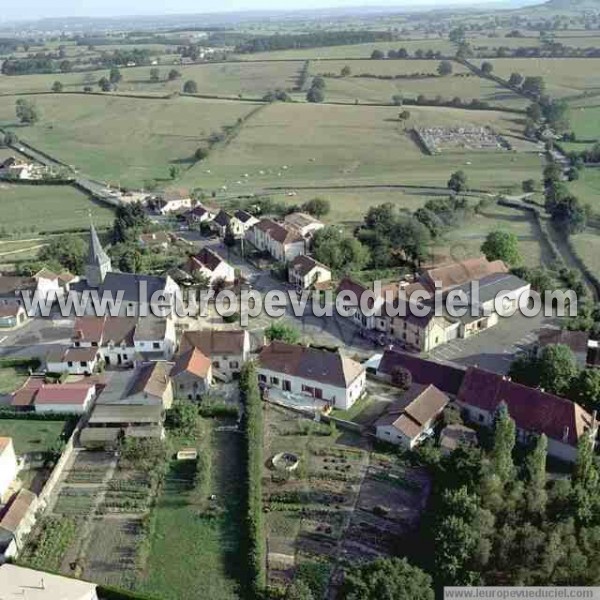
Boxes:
[524,434,547,516]
[492,403,516,484]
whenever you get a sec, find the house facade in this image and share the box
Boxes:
[257,341,366,410]
[456,366,597,463]
[375,384,449,449]
[247,218,305,263]
[34,384,96,414]
[179,329,252,381]
[288,255,332,290]
[0,489,38,558]
[72,315,176,367]
[170,348,213,400]
[46,347,100,376]
[185,247,235,285]
[0,305,27,329]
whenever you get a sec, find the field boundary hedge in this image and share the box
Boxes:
[239,362,266,597]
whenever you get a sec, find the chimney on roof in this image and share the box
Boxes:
[563,426,569,443]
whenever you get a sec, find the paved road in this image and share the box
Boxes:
[10,138,121,206]
[0,316,74,360]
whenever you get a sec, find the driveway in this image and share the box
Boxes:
[427,310,556,374]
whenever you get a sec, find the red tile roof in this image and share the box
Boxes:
[73,316,106,344]
[35,384,94,406]
[421,257,508,292]
[457,366,594,447]
[170,348,212,379]
[377,349,465,395]
[258,341,364,388]
[0,489,37,534]
[253,218,303,245]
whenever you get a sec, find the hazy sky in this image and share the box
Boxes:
[4,0,501,21]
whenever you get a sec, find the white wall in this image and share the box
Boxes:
[0,440,18,500]
[258,367,365,410]
[35,387,95,415]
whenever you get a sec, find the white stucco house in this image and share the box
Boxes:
[46,346,100,375]
[34,384,96,414]
[375,384,449,449]
[288,255,332,290]
[257,341,366,410]
[185,247,235,285]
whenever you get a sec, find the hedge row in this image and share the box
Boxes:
[239,362,266,597]
[0,357,40,370]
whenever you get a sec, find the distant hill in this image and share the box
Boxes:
[544,0,600,9]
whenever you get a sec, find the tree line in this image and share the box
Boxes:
[235,30,394,54]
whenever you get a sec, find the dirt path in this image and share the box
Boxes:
[326,449,371,600]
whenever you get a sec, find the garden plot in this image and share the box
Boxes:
[340,455,431,561]
[263,404,368,589]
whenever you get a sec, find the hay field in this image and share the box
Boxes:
[0,184,114,233]
[0,94,259,188]
[179,102,543,195]
[440,203,550,268]
[313,71,527,108]
[232,38,455,61]
[0,61,302,98]
[487,58,600,98]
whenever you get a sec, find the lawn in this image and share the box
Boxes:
[0,183,114,234]
[438,202,551,269]
[0,419,68,454]
[137,418,243,600]
[0,365,29,394]
[0,94,260,188]
[179,102,544,196]
[487,58,600,98]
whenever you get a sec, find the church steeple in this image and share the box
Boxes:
[85,219,112,288]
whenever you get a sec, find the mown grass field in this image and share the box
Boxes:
[0,183,114,234]
[312,69,527,108]
[265,188,443,226]
[179,102,544,196]
[568,104,600,141]
[570,229,600,275]
[0,94,259,188]
[232,38,455,61]
[0,419,68,454]
[438,202,550,268]
[487,58,600,98]
[0,61,301,98]
[569,167,600,207]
